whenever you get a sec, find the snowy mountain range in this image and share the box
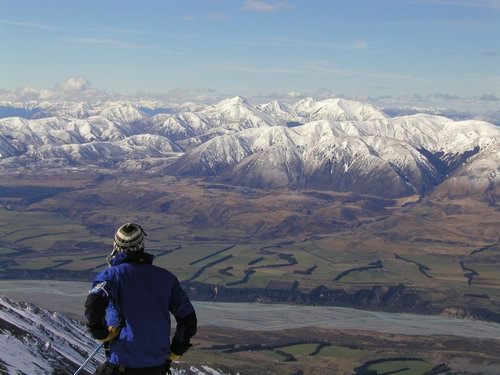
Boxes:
[0,96,498,198]
[0,297,228,375]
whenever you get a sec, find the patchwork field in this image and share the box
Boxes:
[1,169,500,374]
[182,325,500,374]
[0,170,499,319]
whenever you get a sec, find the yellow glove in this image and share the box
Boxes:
[98,326,121,343]
[169,352,182,361]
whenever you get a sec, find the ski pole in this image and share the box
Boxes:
[73,342,104,375]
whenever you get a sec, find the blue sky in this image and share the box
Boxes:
[1,0,500,97]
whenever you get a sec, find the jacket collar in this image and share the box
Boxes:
[110,251,154,266]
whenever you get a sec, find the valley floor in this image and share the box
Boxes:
[1,280,500,374]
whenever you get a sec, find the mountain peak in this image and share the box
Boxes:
[221,96,248,106]
[98,103,145,123]
[294,97,386,122]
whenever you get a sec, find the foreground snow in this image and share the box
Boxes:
[0,296,230,375]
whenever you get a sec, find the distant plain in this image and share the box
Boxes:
[0,171,499,313]
[1,170,500,373]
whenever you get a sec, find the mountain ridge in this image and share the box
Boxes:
[1,96,498,198]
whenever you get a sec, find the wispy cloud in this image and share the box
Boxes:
[242,0,293,13]
[63,37,157,49]
[384,19,485,30]
[181,13,229,22]
[296,61,433,83]
[85,25,151,35]
[299,60,356,77]
[434,93,462,100]
[483,50,500,57]
[409,0,500,8]
[181,15,197,22]
[272,37,367,50]
[0,19,57,30]
[199,59,434,86]
[200,60,360,78]
[205,13,230,21]
[480,94,499,101]
[214,36,367,50]
[202,62,299,75]
[260,59,435,83]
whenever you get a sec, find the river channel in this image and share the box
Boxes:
[1,280,500,340]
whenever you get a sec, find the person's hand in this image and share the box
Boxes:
[89,324,108,340]
[96,326,121,343]
[169,352,182,361]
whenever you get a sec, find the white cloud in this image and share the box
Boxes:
[264,37,367,50]
[0,78,126,103]
[214,36,367,50]
[243,0,292,13]
[0,19,57,30]
[204,13,229,21]
[287,91,302,98]
[483,50,500,57]
[384,19,484,29]
[181,15,197,22]
[15,87,43,100]
[410,0,500,7]
[39,90,55,100]
[63,37,157,49]
[202,62,299,75]
[88,26,150,35]
[312,87,337,99]
[182,13,229,22]
[56,77,91,92]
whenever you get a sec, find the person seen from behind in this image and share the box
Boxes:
[85,222,197,374]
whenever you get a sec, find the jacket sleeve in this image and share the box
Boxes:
[85,270,118,340]
[169,278,197,355]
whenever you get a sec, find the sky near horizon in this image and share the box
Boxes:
[1,0,500,97]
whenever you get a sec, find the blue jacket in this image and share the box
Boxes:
[87,252,196,368]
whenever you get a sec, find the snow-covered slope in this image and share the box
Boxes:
[96,102,146,123]
[1,96,498,198]
[433,137,500,198]
[168,126,302,181]
[0,115,135,158]
[27,134,181,166]
[0,297,230,375]
[293,97,387,122]
[167,110,500,197]
[0,296,105,374]
[149,97,278,148]
[149,112,212,143]
[256,100,301,125]
[198,96,276,129]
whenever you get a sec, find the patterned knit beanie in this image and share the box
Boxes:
[113,222,147,253]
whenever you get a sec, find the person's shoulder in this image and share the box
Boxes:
[93,265,120,284]
[152,264,179,281]
[154,264,176,277]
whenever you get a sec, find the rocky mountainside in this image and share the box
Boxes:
[0,296,227,375]
[0,97,498,198]
[0,296,104,374]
